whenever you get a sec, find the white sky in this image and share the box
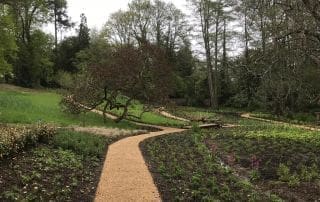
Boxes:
[44,0,242,56]
[67,0,188,31]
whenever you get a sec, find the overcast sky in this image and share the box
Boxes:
[66,0,188,31]
[45,0,242,56]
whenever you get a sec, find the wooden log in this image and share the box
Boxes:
[184,123,221,129]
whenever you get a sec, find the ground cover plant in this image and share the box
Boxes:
[169,106,248,125]
[0,88,136,129]
[0,129,133,201]
[141,130,280,201]
[251,112,319,127]
[168,106,218,121]
[141,107,320,201]
[205,124,320,201]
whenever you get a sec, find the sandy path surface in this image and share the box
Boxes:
[70,126,146,137]
[241,113,320,131]
[155,109,190,123]
[94,127,185,202]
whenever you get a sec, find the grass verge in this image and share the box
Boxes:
[0,90,136,129]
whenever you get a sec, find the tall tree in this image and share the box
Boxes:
[62,43,174,123]
[56,14,90,73]
[78,13,90,50]
[128,0,153,45]
[105,10,133,46]
[8,0,54,86]
[0,4,17,80]
[48,0,72,49]
[189,0,218,108]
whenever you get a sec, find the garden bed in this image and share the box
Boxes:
[141,131,279,201]
[0,128,141,201]
[204,125,320,201]
[251,112,320,128]
[141,120,320,201]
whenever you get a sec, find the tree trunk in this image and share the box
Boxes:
[54,5,58,49]
[200,0,217,109]
[213,7,220,108]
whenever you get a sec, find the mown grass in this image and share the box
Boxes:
[0,90,136,129]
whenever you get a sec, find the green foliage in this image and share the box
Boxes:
[14,30,54,87]
[78,13,90,50]
[141,132,275,201]
[0,146,97,201]
[52,130,110,157]
[56,36,80,72]
[30,30,55,85]
[277,164,300,187]
[251,112,317,125]
[207,120,320,200]
[54,70,74,89]
[169,106,218,121]
[0,5,17,77]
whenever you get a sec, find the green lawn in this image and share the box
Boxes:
[0,89,135,129]
[102,99,187,127]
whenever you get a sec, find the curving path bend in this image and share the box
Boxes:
[93,110,319,201]
[93,109,241,201]
[92,109,187,202]
[94,126,185,202]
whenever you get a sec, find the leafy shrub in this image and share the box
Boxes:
[277,164,300,187]
[299,164,319,182]
[54,70,74,89]
[0,124,56,159]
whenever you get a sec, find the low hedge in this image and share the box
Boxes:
[0,124,56,159]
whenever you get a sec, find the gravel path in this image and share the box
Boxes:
[155,108,190,123]
[94,127,185,202]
